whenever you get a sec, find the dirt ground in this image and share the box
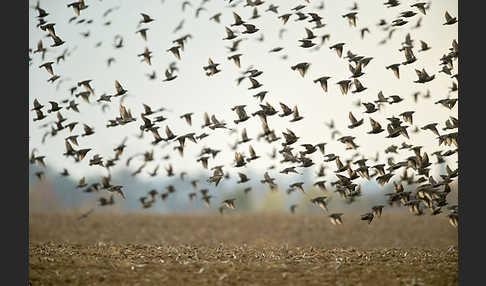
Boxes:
[29,211,458,286]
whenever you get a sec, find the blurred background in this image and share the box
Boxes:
[29,0,458,213]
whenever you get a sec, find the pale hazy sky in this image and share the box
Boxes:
[29,0,458,189]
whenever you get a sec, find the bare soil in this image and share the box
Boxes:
[29,212,458,286]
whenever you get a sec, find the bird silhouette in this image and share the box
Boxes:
[28,0,458,226]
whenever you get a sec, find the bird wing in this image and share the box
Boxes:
[234,55,241,68]
[211,114,220,124]
[286,128,296,137]
[151,128,162,140]
[225,27,234,37]
[115,80,123,93]
[249,77,260,87]
[405,48,415,61]
[235,152,242,163]
[349,112,357,124]
[420,40,427,50]
[65,141,74,153]
[293,106,300,117]
[297,66,306,77]
[165,125,174,137]
[370,118,381,129]
[241,128,248,140]
[335,157,344,169]
[452,39,458,52]
[378,91,387,101]
[142,104,152,114]
[171,49,181,60]
[280,102,291,114]
[83,124,91,133]
[249,145,256,157]
[393,66,400,78]
[415,69,423,78]
[33,98,41,108]
[165,69,172,78]
[203,112,210,125]
[49,101,58,109]
[422,152,429,165]
[264,172,272,181]
[141,13,150,21]
[444,11,452,22]
[305,28,314,39]
[355,61,362,74]
[119,104,128,120]
[233,12,242,23]
[236,107,247,119]
[339,81,348,94]
[244,23,256,30]
[336,46,343,58]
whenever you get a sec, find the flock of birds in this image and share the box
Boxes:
[29,0,458,228]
